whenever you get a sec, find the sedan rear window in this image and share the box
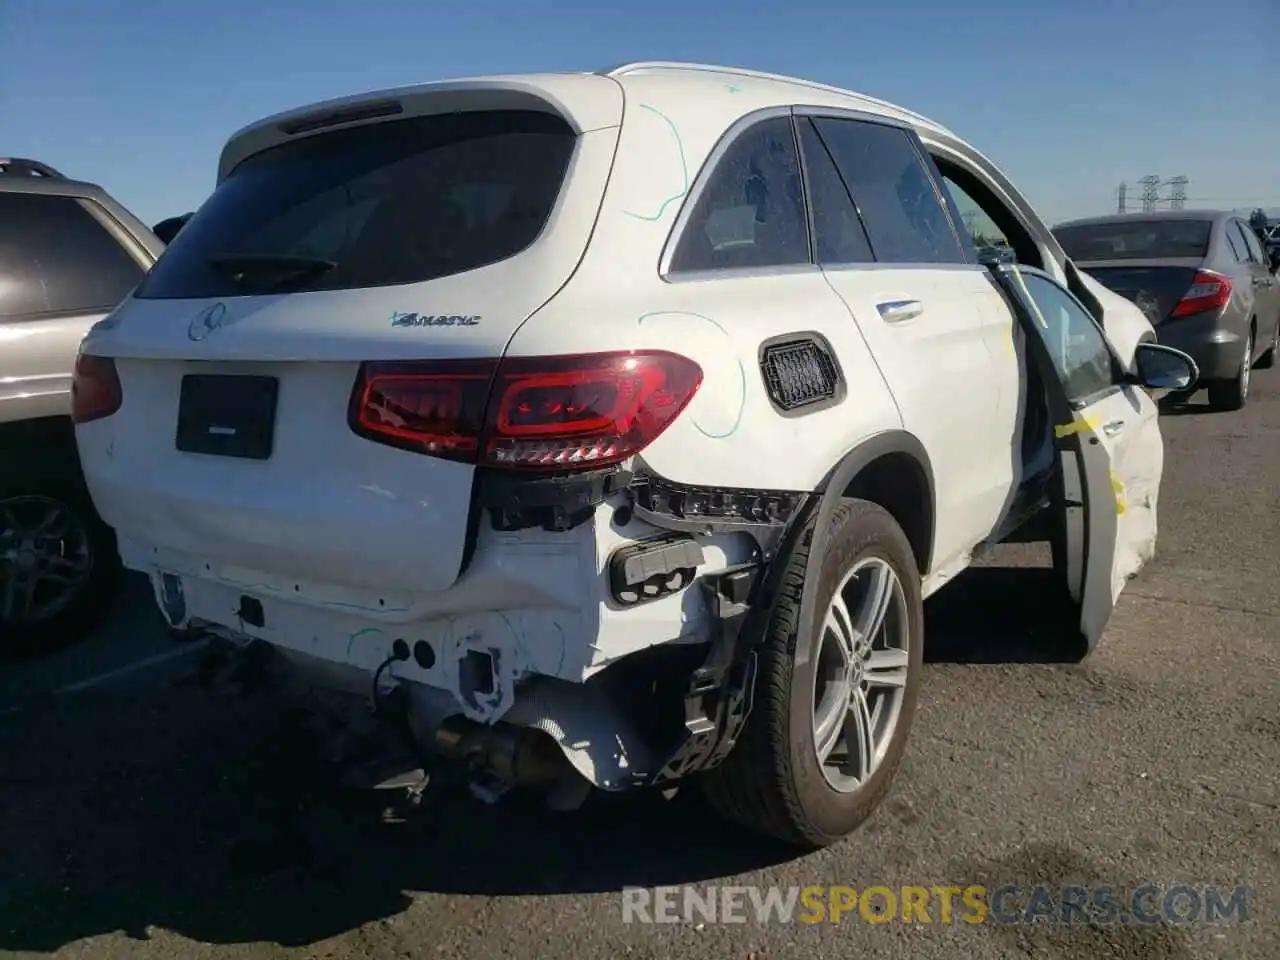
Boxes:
[1053,219,1211,262]
[135,110,576,300]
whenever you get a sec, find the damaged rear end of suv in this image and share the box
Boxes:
[74,72,790,829]
[80,63,1191,848]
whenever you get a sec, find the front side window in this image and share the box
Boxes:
[668,116,809,273]
[0,194,145,320]
[135,110,577,299]
[811,117,966,265]
[1014,271,1118,404]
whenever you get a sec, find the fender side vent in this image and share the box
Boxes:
[759,334,843,414]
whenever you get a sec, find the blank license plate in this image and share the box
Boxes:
[175,374,279,461]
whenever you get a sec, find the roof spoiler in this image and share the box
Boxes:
[152,212,193,244]
[0,157,64,178]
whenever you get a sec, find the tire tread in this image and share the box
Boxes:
[701,498,920,848]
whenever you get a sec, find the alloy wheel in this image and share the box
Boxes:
[811,556,911,793]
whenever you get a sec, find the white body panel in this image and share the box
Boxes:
[819,264,1018,570]
[77,357,480,595]
[1056,387,1163,642]
[1081,271,1158,371]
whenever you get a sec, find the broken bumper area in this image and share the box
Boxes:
[184,562,766,810]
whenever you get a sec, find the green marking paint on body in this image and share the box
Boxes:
[345,626,390,661]
[637,311,746,438]
[622,104,689,222]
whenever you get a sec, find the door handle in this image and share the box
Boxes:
[876,299,924,323]
[1102,419,1125,437]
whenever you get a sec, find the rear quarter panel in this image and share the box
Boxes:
[507,74,903,492]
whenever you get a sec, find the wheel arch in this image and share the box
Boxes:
[795,430,935,665]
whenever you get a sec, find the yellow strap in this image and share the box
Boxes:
[1053,416,1100,438]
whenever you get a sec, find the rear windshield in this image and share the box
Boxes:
[1053,219,1212,262]
[135,110,576,300]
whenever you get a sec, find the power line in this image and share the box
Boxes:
[1138,175,1161,213]
[1166,176,1188,210]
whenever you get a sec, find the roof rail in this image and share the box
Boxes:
[599,61,952,135]
[0,157,64,178]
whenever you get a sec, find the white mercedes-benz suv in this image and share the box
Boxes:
[73,62,1195,847]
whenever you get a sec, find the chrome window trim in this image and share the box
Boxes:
[660,104,979,282]
[993,263,1127,406]
[658,106,799,281]
[798,108,969,267]
[917,131,1068,282]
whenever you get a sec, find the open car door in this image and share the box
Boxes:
[990,264,1167,651]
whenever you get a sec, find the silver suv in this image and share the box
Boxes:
[0,158,164,651]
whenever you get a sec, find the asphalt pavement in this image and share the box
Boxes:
[1,371,1277,960]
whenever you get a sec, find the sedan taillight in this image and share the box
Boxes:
[1169,270,1233,318]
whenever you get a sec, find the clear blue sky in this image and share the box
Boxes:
[2,0,1275,228]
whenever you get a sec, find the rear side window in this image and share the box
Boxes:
[811,117,966,265]
[1053,219,1211,261]
[795,118,874,265]
[1223,225,1246,261]
[668,116,809,274]
[1235,222,1265,264]
[135,110,577,300]
[0,193,145,320]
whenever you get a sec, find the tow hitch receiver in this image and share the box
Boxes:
[650,562,760,783]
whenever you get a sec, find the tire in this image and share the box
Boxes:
[700,498,924,848]
[1256,322,1277,370]
[0,461,121,658]
[1206,329,1253,412]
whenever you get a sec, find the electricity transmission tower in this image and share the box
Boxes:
[1117,182,1127,214]
[1139,175,1161,213]
[1166,176,1189,210]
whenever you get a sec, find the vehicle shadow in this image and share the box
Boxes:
[0,676,796,952]
[1,559,1088,952]
[1156,392,1214,417]
[923,565,1087,664]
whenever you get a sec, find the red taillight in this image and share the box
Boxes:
[71,354,123,424]
[1170,270,1232,318]
[350,351,703,471]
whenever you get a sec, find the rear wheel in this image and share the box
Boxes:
[1207,329,1253,411]
[700,498,923,848]
[0,465,121,657]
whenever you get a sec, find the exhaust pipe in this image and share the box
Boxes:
[430,715,569,787]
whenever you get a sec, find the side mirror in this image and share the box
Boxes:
[1133,342,1198,393]
[152,213,192,245]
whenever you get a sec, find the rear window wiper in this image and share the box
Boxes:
[207,253,337,292]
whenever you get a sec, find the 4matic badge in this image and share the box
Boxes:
[187,302,229,341]
[390,312,481,328]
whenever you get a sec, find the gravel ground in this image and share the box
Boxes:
[1,371,1276,960]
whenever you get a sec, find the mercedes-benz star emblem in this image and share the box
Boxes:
[187,302,228,342]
